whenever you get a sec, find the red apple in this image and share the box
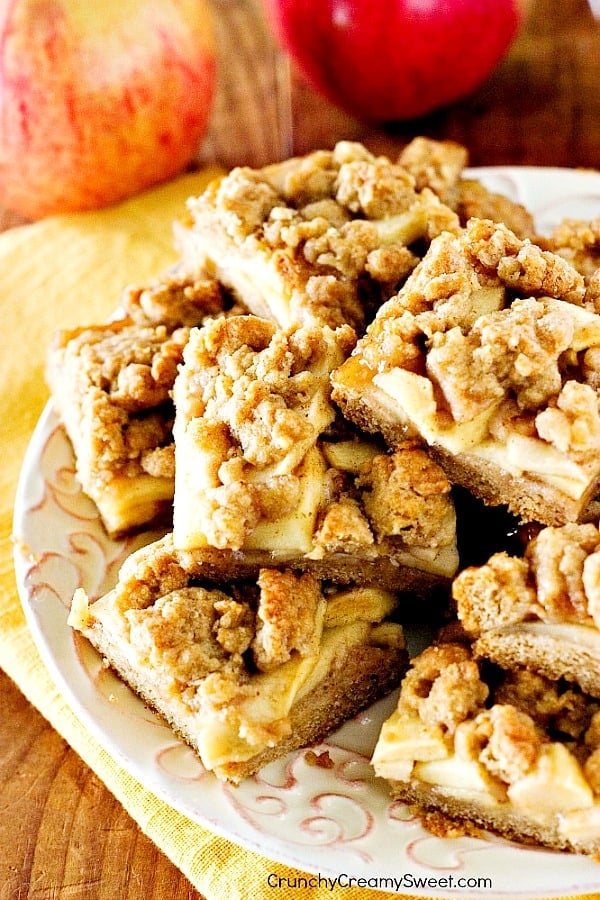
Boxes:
[0,0,216,219]
[262,0,525,122]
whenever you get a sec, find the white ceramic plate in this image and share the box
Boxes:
[13,167,600,899]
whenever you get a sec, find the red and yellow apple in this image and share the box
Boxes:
[262,0,526,122]
[0,0,216,219]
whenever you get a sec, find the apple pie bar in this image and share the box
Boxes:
[171,313,459,592]
[372,640,600,855]
[332,217,600,526]
[46,270,228,536]
[69,533,407,783]
[175,140,465,333]
[454,521,600,698]
[175,136,540,337]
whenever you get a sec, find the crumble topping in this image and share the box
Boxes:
[427,297,576,420]
[460,704,541,787]
[356,446,454,549]
[388,642,600,800]
[455,179,536,240]
[452,551,537,634]
[58,321,186,411]
[466,219,585,305]
[124,586,252,685]
[252,569,324,671]
[175,315,353,467]
[111,538,327,678]
[541,217,600,311]
[311,444,456,557]
[400,218,585,329]
[493,668,593,741]
[396,136,536,238]
[453,522,600,632]
[397,136,468,207]
[183,140,462,331]
[399,643,489,735]
[123,568,324,688]
[50,320,190,482]
[334,155,425,220]
[120,269,226,328]
[545,217,600,276]
[209,167,281,241]
[312,496,376,556]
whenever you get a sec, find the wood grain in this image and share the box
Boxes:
[3,0,600,897]
[0,671,202,900]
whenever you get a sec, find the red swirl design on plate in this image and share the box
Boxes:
[222,746,390,861]
[156,743,210,782]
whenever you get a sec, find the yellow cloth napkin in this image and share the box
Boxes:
[0,172,593,900]
[0,172,403,900]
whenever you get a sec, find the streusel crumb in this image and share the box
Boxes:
[50,320,190,483]
[456,179,536,239]
[399,643,489,734]
[540,217,600,311]
[181,140,462,332]
[357,446,454,549]
[252,569,323,671]
[454,522,600,632]
[393,643,600,797]
[397,136,468,206]
[120,270,226,327]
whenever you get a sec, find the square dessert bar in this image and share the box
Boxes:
[175,139,465,333]
[371,640,600,855]
[171,313,459,592]
[332,217,600,526]
[46,271,228,536]
[454,520,600,698]
[69,533,407,784]
[176,137,538,337]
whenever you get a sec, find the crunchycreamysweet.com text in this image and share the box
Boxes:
[266,872,494,892]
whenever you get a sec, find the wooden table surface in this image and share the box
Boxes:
[3,1,600,897]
